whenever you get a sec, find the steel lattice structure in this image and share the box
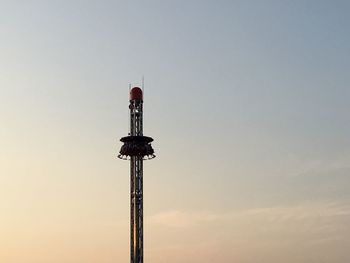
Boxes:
[118,87,155,263]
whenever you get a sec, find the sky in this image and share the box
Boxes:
[0,0,349,262]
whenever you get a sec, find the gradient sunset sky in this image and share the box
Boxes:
[1,1,349,262]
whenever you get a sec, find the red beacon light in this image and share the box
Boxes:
[130,87,143,101]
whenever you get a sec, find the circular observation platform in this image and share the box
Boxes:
[118,135,155,160]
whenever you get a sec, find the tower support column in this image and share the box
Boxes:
[118,86,155,263]
[131,156,143,263]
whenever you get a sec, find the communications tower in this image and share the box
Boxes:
[118,87,155,263]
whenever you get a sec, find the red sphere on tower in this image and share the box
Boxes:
[130,87,143,101]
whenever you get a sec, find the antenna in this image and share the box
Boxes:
[128,83,131,134]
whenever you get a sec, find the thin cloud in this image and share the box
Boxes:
[149,210,219,228]
[148,201,350,228]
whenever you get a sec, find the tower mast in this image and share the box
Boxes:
[118,87,155,263]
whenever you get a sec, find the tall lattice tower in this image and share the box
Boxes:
[118,87,155,263]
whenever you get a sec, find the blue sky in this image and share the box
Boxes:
[1,1,349,262]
